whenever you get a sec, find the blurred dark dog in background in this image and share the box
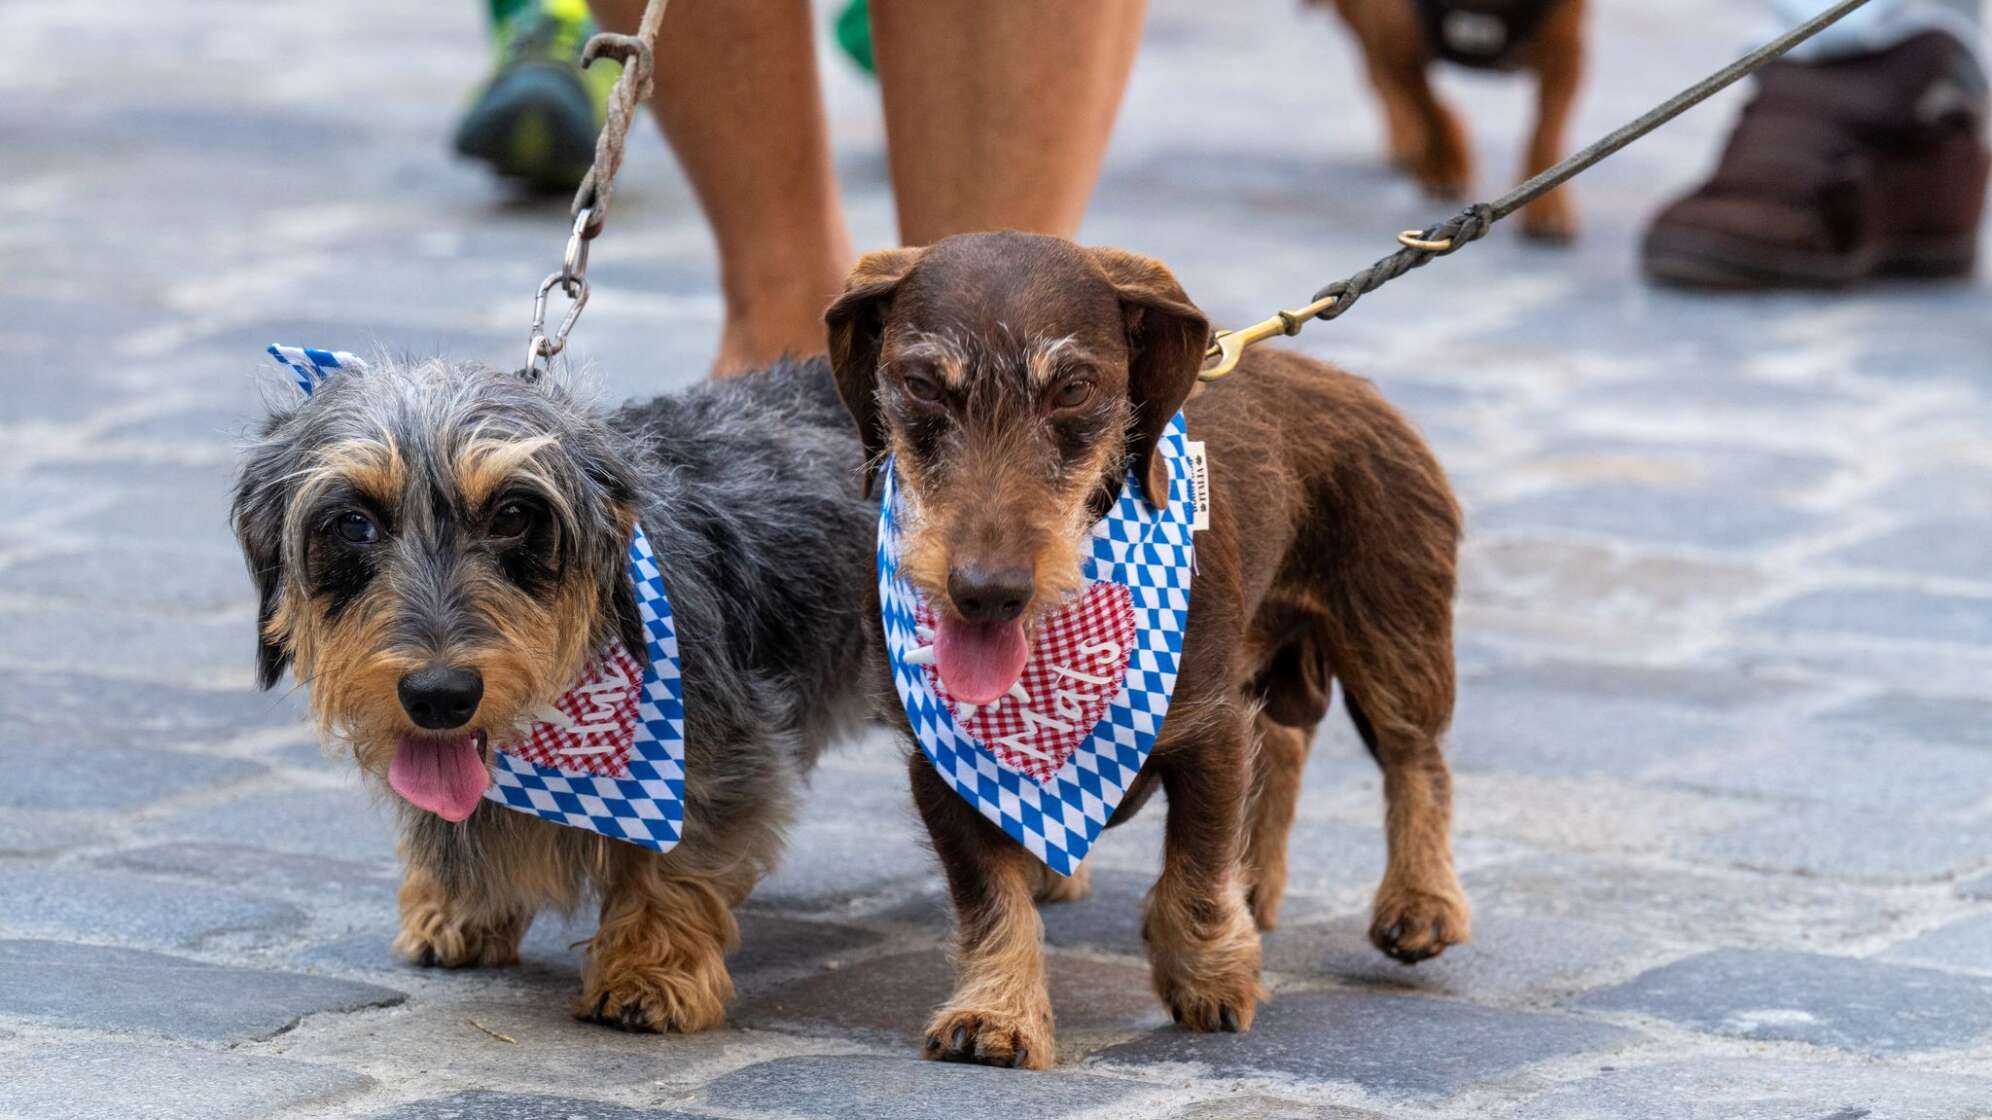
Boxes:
[1316,0,1587,239]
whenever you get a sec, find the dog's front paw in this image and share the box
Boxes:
[393,883,525,969]
[1519,187,1578,242]
[1146,893,1265,1033]
[924,1005,1055,1070]
[1370,880,1471,964]
[1152,945,1264,1033]
[578,949,732,1034]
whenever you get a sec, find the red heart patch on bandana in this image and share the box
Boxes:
[499,642,642,779]
[916,582,1137,783]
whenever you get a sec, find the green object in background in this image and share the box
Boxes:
[835,0,875,76]
[455,0,618,192]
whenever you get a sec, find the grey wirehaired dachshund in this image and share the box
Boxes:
[231,356,873,1032]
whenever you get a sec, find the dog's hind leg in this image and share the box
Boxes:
[913,750,1057,1070]
[1338,663,1470,965]
[1145,697,1267,1032]
[578,843,743,1034]
[1242,712,1313,931]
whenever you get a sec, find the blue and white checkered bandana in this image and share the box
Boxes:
[484,523,687,853]
[268,344,366,393]
[878,412,1197,874]
[267,344,687,853]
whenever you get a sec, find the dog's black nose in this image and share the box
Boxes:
[947,565,1033,623]
[398,667,484,730]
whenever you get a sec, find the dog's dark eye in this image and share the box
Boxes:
[335,511,378,545]
[1051,378,1095,409]
[489,500,535,539]
[903,371,945,406]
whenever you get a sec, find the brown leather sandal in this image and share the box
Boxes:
[1644,31,1989,289]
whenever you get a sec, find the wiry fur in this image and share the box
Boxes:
[827,233,1468,1070]
[233,357,874,1032]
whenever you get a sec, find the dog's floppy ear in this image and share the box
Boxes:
[824,247,923,496]
[572,430,654,669]
[1089,247,1211,510]
[232,424,295,690]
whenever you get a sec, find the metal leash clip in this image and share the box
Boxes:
[1200,291,1345,381]
[525,207,596,379]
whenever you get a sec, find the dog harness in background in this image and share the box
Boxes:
[1411,0,1558,69]
[268,345,688,853]
[877,413,1198,876]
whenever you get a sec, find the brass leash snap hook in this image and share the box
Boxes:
[1199,290,1347,382]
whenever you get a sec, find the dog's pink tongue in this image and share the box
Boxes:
[388,734,488,822]
[933,617,1030,705]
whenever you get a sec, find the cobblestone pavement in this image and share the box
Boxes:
[5,0,1992,1116]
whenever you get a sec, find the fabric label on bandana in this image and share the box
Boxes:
[878,412,1196,875]
[485,523,687,853]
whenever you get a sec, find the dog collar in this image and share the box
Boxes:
[484,522,687,852]
[877,412,1198,875]
[266,344,687,852]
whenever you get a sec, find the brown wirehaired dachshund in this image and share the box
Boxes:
[1319,0,1587,239]
[826,231,1468,1069]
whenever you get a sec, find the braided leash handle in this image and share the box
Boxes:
[571,0,671,240]
[1200,0,1875,378]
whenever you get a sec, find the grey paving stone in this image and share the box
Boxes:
[0,938,403,1042]
[0,1039,375,1120]
[1451,675,1758,779]
[697,1055,1148,1120]
[1571,949,1992,1054]
[369,1093,706,1120]
[0,814,101,856]
[1509,1057,1992,1120]
[149,784,400,862]
[1748,589,1992,646]
[1172,1098,1384,1120]
[1817,692,1992,753]
[77,487,236,550]
[754,764,938,909]
[1462,537,1770,617]
[1517,437,1841,497]
[1474,484,1822,551]
[1092,989,1635,1099]
[0,604,243,678]
[0,742,262,811]
[1654,727,1992,811]
[6,543,251,612]
[1881,913,1992,974]
[96,841,399,901]
[1262,911,1660,1000]
[0,865,305,949]
[1869,464,1992,517]
[735,948,1167,1044]
[0,669,303,750]
[1830,518,1992,582]
[1688,805,1992,882]
[1463,856,1904,947]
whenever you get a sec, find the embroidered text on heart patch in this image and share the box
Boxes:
[914,583,1137,784]
[498,641,642,779]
